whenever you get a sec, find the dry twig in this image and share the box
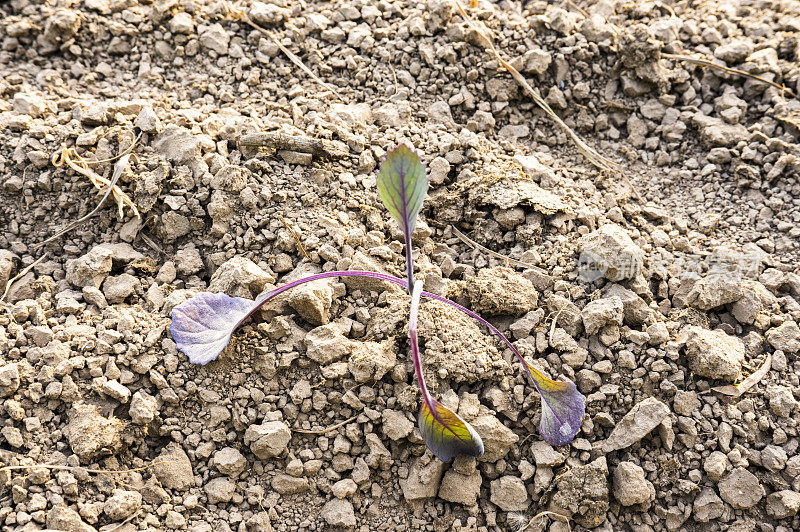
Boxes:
[279,215,311,261]
[3,141,139,305]
[711,353,772,398]
[450,0,618,173]
[521,510,572,531]
[0,459,175,528]
[0,460,175,477]
[663,53,797,98]
[239,132,348,159]
[106,511,141,532]
[549,306,567,347]
[452,226,547,273]
[229,5,342,99]
[0,253,49,304]
[292,415,359,434]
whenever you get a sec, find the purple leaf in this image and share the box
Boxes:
[170,272,403,366]
[169,292,258,365]
[536,377,586,445]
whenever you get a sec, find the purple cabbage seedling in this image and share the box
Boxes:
[170,143,586,461]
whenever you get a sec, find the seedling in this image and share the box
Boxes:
[170,143,585,461]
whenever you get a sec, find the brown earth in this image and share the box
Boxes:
[1,0,799,531]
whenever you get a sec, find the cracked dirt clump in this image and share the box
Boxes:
[369,292,509,384]
[549,456,610,528]
[451,266,539,316]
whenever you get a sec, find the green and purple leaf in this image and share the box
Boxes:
[377,143,428,290]
[408,279,483,461]
[169,270,585,447]
[418,399,484,462]
[377,143,427,237]
[519,361,586,445]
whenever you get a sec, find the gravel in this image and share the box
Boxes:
[603,397,670,452]
[244,420,292,460]
[153,443,195,491]
[682,326,746,381]
[437,468,482,506]
[489,475,529,512]
[1,0,799,528]
[62,402,123,461]
[612,461,656,507]
[321,498,357,527]
[718,467,765,510]
[578,224,645,282]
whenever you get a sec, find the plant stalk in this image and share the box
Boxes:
[408,279,430,403]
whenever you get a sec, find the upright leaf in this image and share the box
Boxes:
[377,143,428,290]
[377,143,428,235]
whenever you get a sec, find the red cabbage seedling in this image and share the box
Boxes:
[377,143,482,460]
[170,143,586,461]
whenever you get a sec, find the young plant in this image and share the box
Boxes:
[377,144,482,461]
[170,143,586,461]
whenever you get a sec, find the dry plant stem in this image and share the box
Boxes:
[51,145,139,219]
[1,462,171,527]
[654,1,679,19]
[452,226,547,273]
[710,352,772,397]
[549,305,567,346]
[775,114,800,130]
[0,253,49,303]
[279,215,311,261]
[522,510,572,531]
[238,132,348,158]
[107,511,140,532]
[35,153,133,250]
[140,232,164,255]
[86,131,141,163]
[663,53,797,98]
[0,460,175,476]
[564,0,589,19]
[292,415,359,434]
[236,13,342,99]
[450,0,618,173]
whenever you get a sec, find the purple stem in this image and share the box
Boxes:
[395,151,415,294]
[418,286,543,393]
